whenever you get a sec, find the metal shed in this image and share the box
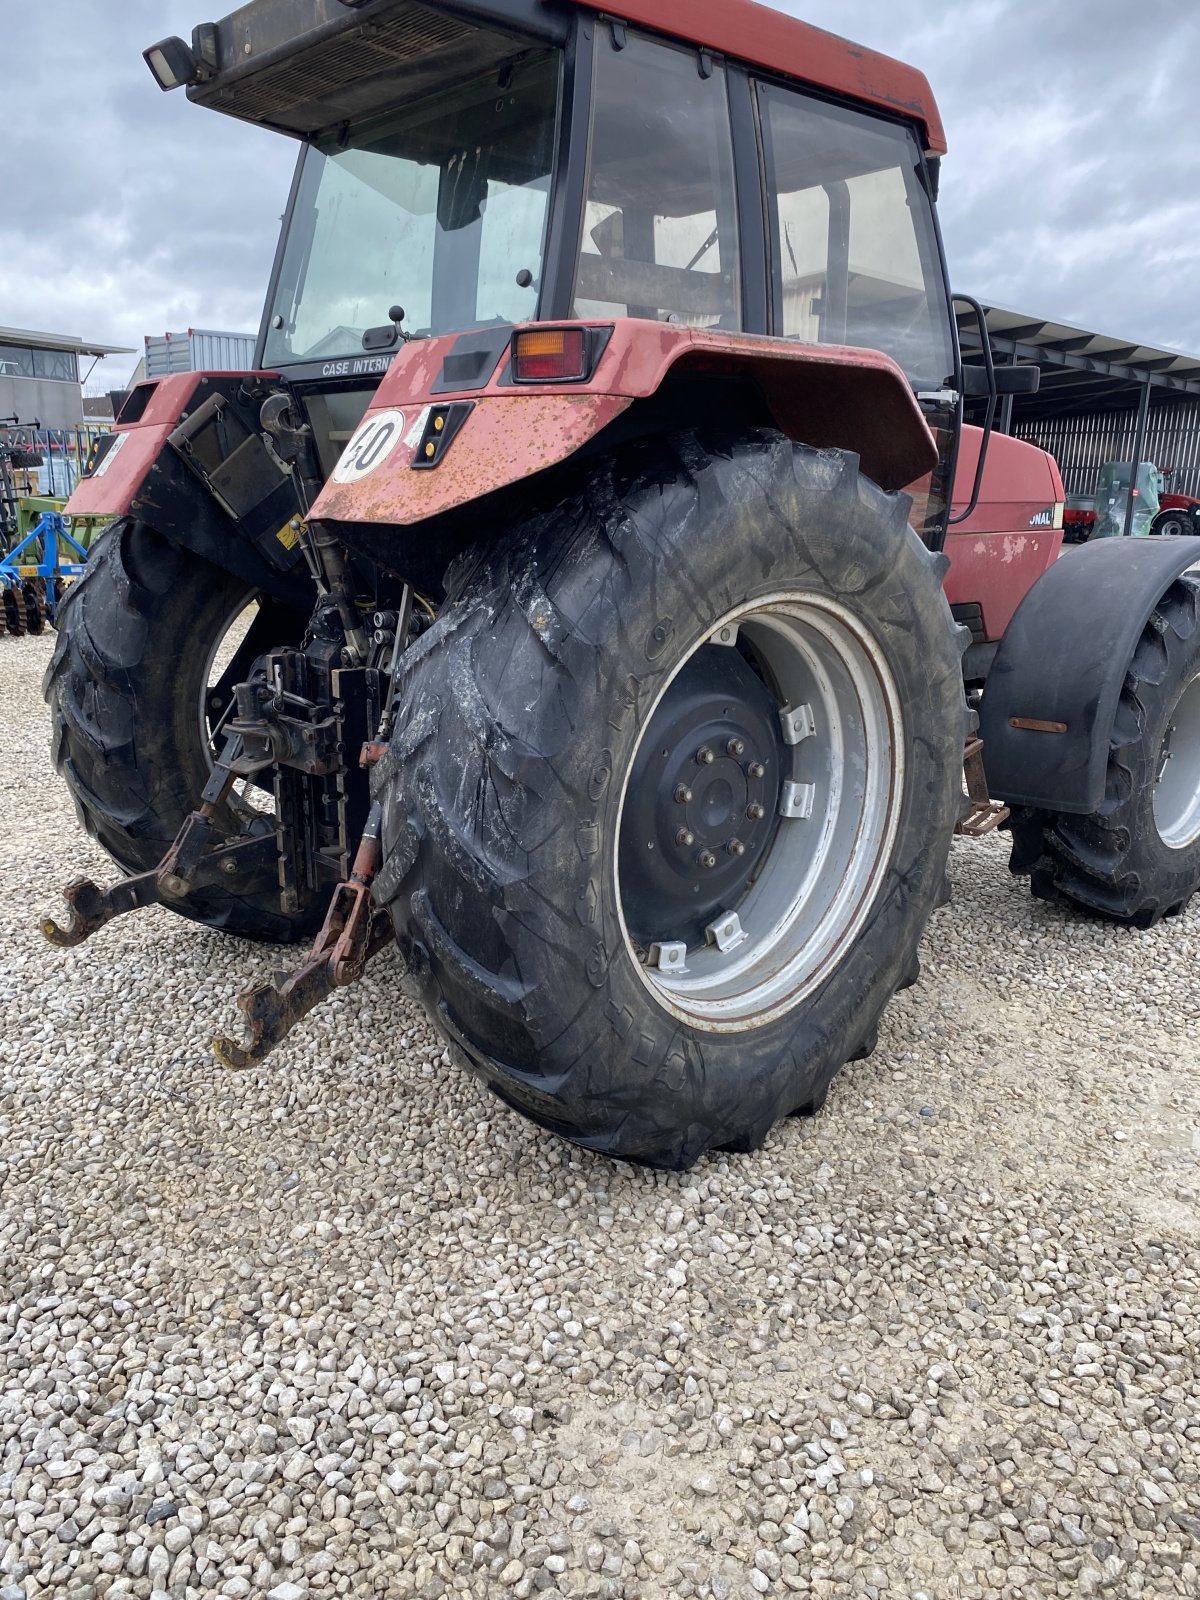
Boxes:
[957,303,1200,499]
[0,325,132,433]
[143,329,257,378]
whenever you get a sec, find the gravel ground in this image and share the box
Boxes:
[2,628,1199,1600]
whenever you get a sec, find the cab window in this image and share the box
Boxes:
[757,82,954,393]
[575,32,741,328]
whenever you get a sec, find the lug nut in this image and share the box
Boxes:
[747,761,765,779]
[698,849,717,869]
[675,828,695,847]
[696,746,714,765]
[674,784,693,804]
[727,838,746,857]
[746,802,765,820]
[726,737,745,757]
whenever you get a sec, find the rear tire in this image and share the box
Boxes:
[44,519,316,943]
[1007,577,1200,926]
[374,431,967,1168]
[1151,510,1194,538]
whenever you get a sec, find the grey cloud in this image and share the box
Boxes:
[787,0,1200,350]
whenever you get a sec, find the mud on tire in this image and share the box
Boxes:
[374,431,968,1168]
[1007,576,1200,927]
[44,519,315,943]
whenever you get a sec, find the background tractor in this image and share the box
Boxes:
[1063,458,1200,541]
[41,0,1200,1168]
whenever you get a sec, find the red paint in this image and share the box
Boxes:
[63,373,242,518]
[554,0,946,153]
[317,391,632,526]
[312,320,935,527]
[1161,492,1200,513]
[944,428,1065,640]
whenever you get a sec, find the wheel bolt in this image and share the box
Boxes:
[696,746,714,765]
[726,737,745,757]
[698,849,717,869]
[746,802,765,820]
[676,828,695,847]
[727,838,746,857]
[747,761,765,779]
[674,784,693,804]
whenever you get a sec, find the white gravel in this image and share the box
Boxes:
[2,627,1199,1600]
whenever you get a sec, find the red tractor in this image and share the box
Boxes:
[44,0,1200,1168]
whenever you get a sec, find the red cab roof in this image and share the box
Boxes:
[559,0,947,155]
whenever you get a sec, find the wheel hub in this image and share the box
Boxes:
[1154,670,1200,849]
[619,644,783,947]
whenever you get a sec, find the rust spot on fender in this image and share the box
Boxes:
[312,391,632,526]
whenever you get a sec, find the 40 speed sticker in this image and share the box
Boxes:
[332,409,407,483]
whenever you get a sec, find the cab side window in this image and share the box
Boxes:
[757,82,954,393]
[575,33,741,329]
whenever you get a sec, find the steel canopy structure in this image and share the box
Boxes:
[957,302,1200,420]
[957,302,1200,500]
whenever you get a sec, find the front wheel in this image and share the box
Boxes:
[1007,577,1200,926]
[374,431,968,1168]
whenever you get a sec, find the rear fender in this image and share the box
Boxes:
[979,536,1200,812]
[309,320,936,531]
[65,372,313,609]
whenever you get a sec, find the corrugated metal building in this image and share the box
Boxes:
[142,329,257,379]
[958,305,1200,500]
[1013,400,1200,500]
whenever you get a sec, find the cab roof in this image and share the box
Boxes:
[576,0,946,155]
[185,0,945,155]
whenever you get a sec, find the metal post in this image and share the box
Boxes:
[1122,379,1152,538]
[998,359,1014,437]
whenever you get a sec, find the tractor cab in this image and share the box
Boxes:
[1092,459,1163,538]
[134,0,969,545]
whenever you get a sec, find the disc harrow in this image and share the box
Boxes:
[0,512,87,640]
[1,582,26,636]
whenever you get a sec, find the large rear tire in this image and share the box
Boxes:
[374,431,968,1168]
[1151,509,1195,538]
[44,519,316,943]
[1007,576,1200,926]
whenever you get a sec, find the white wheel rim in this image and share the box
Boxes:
[1154,671,1200,849]
[614,592,905,1032]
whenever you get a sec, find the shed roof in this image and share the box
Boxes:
[957,302,1200,422]
[0,325,134,359]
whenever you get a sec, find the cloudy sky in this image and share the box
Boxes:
[2,0,1197,394]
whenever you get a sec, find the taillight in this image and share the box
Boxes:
[511,327,589,383]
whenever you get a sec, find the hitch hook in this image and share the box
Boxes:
[212,803,390,1070]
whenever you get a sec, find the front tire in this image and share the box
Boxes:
[1152,510,1196,539]
[44,519,315,943]
[1007,577,1200,926]
[374,431,967,1168]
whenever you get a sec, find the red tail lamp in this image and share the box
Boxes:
[511,327,589,383]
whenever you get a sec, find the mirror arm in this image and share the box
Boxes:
[948,292,996,528]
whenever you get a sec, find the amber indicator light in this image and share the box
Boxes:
[512,327,588,383]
